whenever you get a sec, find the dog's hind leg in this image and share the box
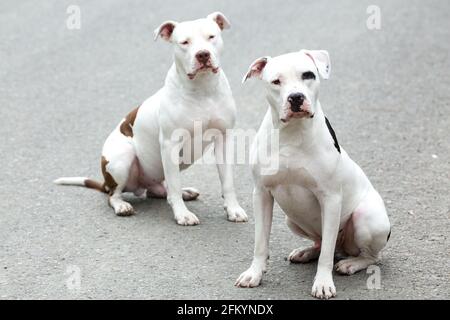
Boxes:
[146,183,199,201]
[104,158,136,216]
[335,188,391,275]
[102,132,138,216]
[286,217,321,263]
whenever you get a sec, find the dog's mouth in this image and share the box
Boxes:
[187,65,219,80]
[292,111,313,118]
[280,109,314,123]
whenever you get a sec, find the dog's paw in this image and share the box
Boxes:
[335,257,374,275]
[311,274,336,299]
[235,268,262,288]
[182,187,200,201]
[175,210,200,226]
[288,246,320,263]
[226,205,248,223]
[114,202,135,216]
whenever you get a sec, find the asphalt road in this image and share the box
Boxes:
[0,0,449,300]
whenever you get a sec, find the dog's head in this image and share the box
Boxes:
[243,50,331,123]
[154,12,230,80]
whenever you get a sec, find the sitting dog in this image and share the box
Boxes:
[235,50,391,298]
[55,13,247,226]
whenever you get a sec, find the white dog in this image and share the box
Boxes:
[55,13,247,226]
[235,50,391,298]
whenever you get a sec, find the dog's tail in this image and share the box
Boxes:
[53,177,106,193]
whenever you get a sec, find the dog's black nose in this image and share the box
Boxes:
[196,50,211,64]
[288,93,305,112]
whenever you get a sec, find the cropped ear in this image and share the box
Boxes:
[154,21,178,41]
[207,12,231,30]
[303,50,331,79]
[242,56,270,83]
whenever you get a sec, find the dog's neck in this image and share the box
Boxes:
[167,61,222,94]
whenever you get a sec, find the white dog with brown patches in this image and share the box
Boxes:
[55,13,247,226]
[235,50,391,299]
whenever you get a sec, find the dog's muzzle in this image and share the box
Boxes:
[187,51,219,79]
[288,93,306,112]
[280,93,314,122]
[195,50,210,65]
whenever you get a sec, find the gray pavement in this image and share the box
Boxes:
[0,0,449,299]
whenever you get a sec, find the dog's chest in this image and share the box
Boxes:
[260,144,320,189]
[261,160,318,190]
[261,154,323,234]
[183,99,235,133]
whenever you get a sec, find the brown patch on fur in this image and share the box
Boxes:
[119,106,140,137]
[101,156,118,195]
[84,179,105,192]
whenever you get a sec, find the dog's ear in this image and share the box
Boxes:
[207,12,231,31]
[154,21,178,41]
[303,50,331,80]
[242,56,270,83]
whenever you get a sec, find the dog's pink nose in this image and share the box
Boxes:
[196,50,210,64]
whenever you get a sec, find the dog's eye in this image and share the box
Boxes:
[208,35,215,40]
[271,79,281,85]
[302,71,316,80]
[180,40,189,45]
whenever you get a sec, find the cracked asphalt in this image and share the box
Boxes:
[0,0,449,299]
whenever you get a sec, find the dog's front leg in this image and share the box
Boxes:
[160,136,199,226]
[235,185,274,287]
[312,193,342,299]
[214,133,248,222]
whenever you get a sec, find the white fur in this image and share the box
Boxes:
[236,50,390,299]
[53,177,87,186]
